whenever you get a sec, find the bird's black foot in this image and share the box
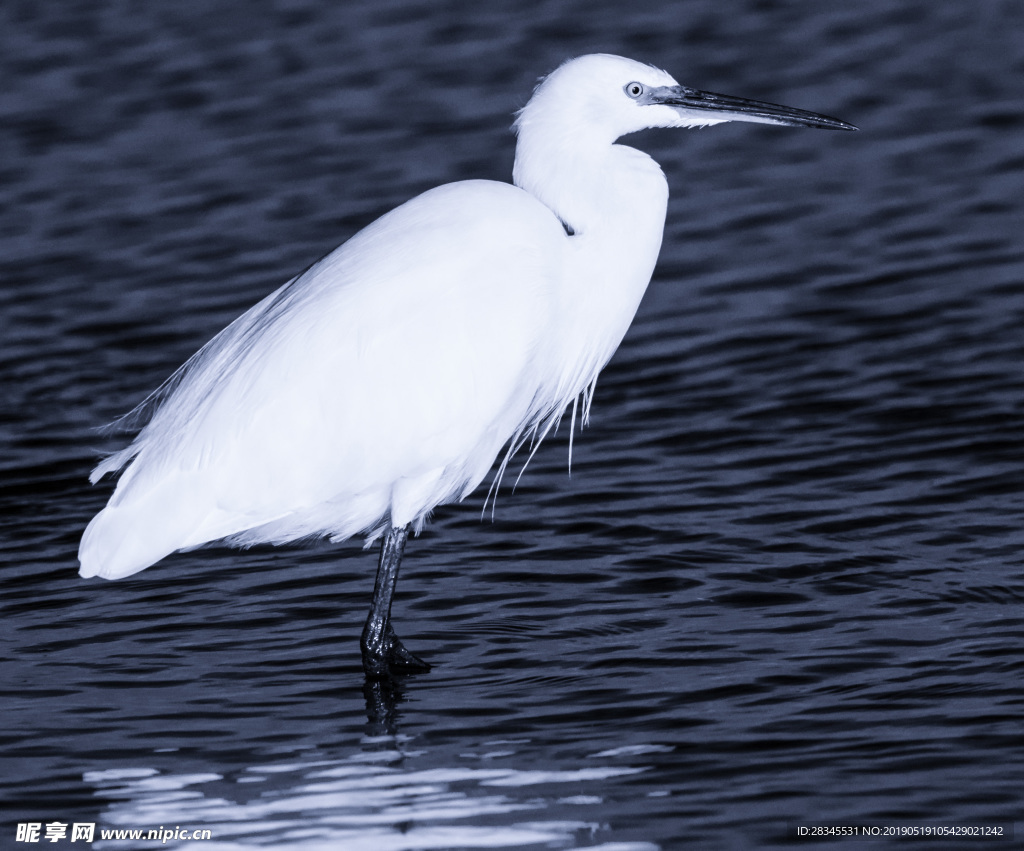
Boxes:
[361,624,431,679]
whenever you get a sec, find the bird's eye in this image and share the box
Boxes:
[624,82,644,99]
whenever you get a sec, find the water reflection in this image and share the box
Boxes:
[86,756,656,850]
[363,676,405,738]
[86,682,659,850]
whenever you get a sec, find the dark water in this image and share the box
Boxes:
[3,1,1023,848]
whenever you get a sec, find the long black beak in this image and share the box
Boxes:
[646,85,857,131]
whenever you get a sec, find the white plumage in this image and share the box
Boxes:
[81,180,565,577]
[79,54,853,675]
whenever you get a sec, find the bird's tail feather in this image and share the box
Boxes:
[78,469,214,579]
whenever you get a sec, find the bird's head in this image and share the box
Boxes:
[514,54,856,147]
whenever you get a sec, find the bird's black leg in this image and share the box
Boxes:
[360,524,431,679]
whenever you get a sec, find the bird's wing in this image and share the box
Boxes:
[82,180,566,575]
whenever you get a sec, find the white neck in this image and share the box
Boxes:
[513,128,669,410]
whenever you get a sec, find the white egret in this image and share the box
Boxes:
[79,54,855,677]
